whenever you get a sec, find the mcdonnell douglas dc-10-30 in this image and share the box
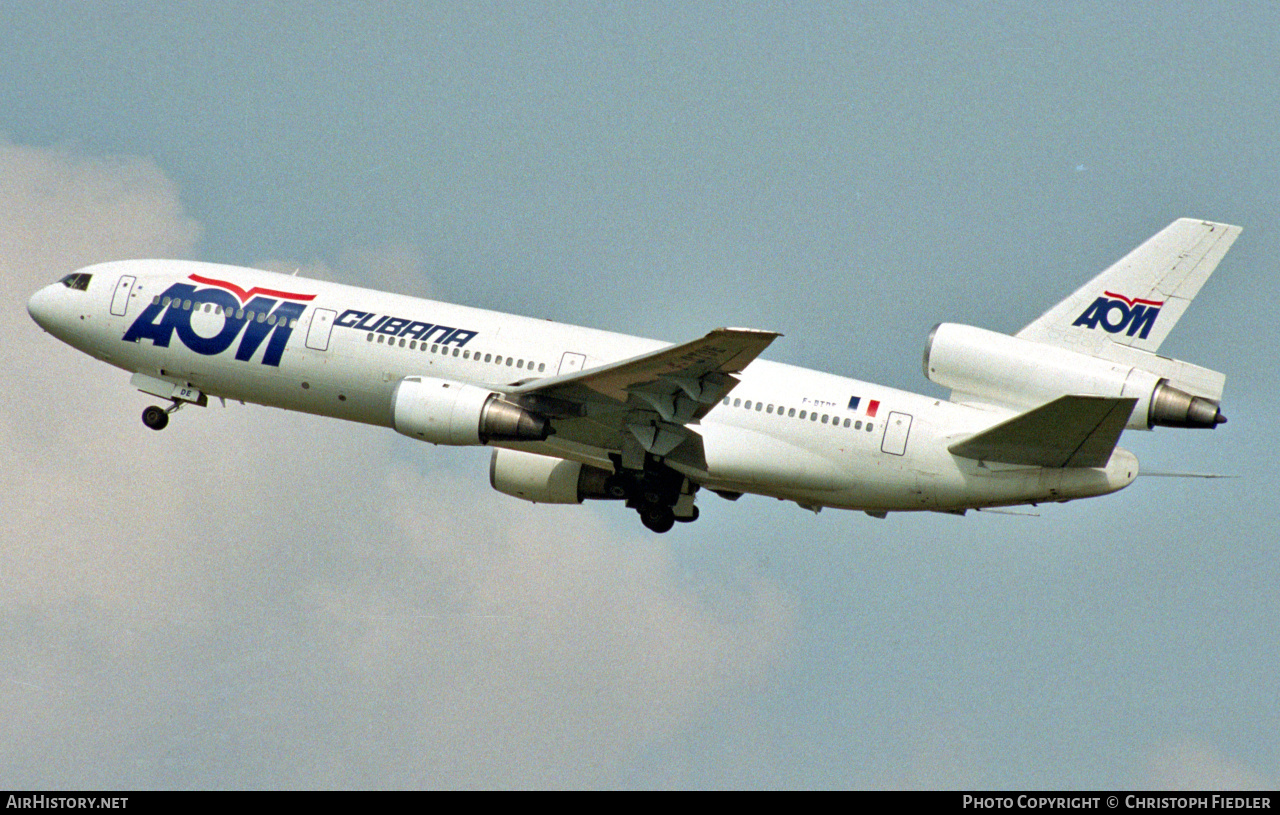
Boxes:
[28,218,1236,532]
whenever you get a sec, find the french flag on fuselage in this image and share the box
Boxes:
[847,396,880,417]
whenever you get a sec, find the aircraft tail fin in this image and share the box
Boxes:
[948,395,1136,468]
[1015,218,1241,355]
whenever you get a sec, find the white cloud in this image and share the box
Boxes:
[0,140,796,788]
[1145,738,1275,791]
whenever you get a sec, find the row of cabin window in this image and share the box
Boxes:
[722,396,875,432]
[152,295,299,328]
[366,332,547,373]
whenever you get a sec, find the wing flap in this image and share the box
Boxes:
[948,395,1136,468]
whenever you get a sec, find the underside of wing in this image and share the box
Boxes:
[500,327,780,468]
[948,395,1136,468]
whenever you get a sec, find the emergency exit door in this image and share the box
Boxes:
[305,309,337,351]
[558,352,586,375]
[110,275,136,316]
[880,411,913,456]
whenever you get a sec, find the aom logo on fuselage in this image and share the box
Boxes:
[1071,291,1164,339]
[122,274,315,367]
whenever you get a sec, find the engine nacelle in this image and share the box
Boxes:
[923,323,1225,430]
[393,376,552,445]
[489,448,616,504]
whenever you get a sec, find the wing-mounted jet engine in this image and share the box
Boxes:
[393,376,552,445]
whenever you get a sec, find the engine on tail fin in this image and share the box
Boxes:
[923,323,1225,429]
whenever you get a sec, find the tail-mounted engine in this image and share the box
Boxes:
[393,376,552,445]
[923,323,1226,429]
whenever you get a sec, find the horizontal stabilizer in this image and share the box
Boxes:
[948,395,1136,468]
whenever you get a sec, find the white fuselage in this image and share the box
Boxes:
[28,259,1137,515]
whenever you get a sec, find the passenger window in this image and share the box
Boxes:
[453,348,460,357]
[866,423,874,432]
[799,410,807,419]
[811,413,818,421]
[377,335,385,344]
[788,408,796,418]
[723,398,730,405]
[517,360,524,369]
[766,404,774,414]
[733,398,741,407]
[744,401,752,410]
[843,418,850,428]
[538,363,545,372]
[855,420,862,430]
[506,358,513,366]
[410,341,417,350]
[755,403,762,411]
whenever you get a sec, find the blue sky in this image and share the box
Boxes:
[2,1,1277,788]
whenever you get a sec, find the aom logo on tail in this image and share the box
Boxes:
[122,274,315,366]
[1071,291,1164,339]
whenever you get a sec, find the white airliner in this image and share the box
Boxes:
[27,218,1237,532]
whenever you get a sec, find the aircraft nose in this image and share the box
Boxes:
[27,285,59,332]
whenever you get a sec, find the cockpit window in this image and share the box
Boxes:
[59,273,92,291]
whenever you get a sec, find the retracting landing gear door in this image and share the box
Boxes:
[881,411,913,456]
[110,275,136,316]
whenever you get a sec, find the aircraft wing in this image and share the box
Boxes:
[500,327,780,466]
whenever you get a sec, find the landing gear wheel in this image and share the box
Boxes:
[604,476,629,500]
[142,405,169,431]
[640,506,676,534]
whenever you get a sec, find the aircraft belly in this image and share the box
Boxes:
[871,448,1138,511]
[697,424,857,492]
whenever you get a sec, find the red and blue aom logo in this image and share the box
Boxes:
[122,274,315,367]
[1071,291,1163,340]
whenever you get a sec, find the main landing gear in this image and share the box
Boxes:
[606,454,701,534]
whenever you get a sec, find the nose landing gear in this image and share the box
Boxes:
[141,399,189,431]
[141,405,170,430]
[132,374,207,431]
